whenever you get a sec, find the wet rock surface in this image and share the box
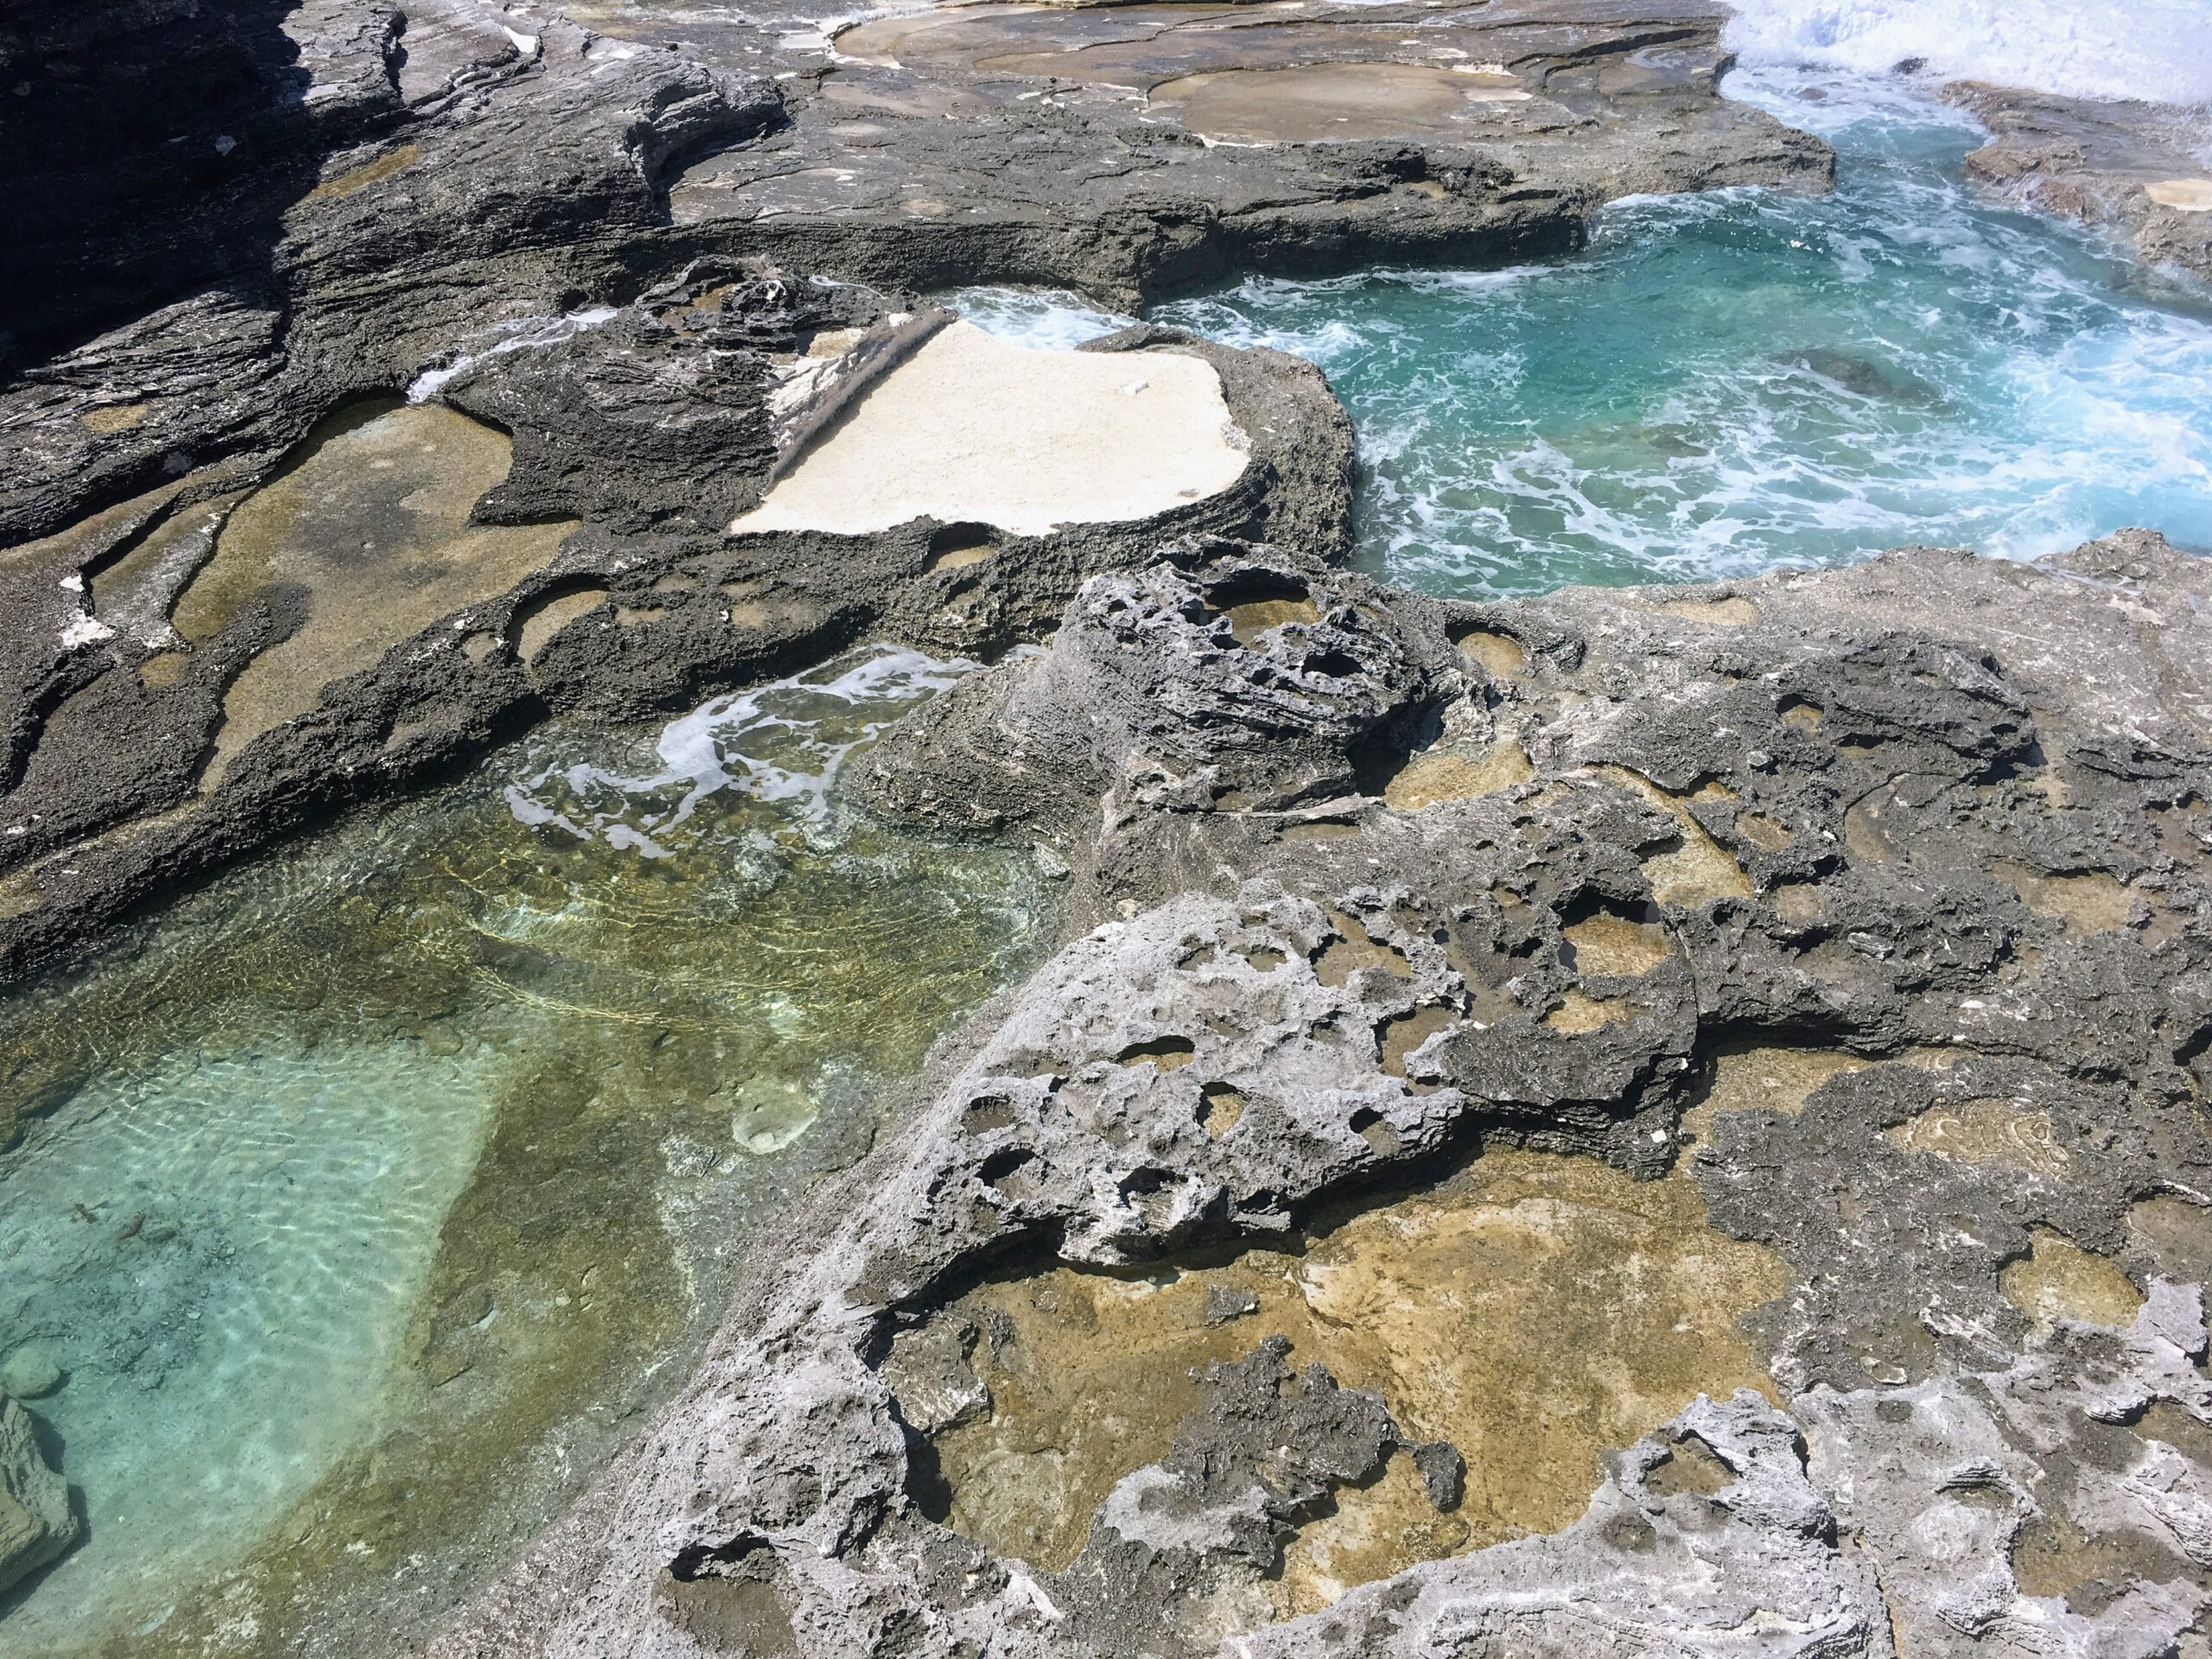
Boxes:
[0,1392,76,1598]
[417,526,2212,1657]
[1948,81,2212,282]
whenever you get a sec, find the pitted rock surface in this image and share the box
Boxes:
[417,527,2212,1657]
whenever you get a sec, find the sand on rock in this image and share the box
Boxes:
[730,322,1249,537]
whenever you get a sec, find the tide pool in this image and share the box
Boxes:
[0,645,1050,1656]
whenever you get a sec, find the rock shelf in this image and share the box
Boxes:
[3,0,2212,1653]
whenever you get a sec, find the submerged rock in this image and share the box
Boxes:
[0,1394,76,1597]
[0,1349,60,1401]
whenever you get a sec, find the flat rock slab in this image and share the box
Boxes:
[732,322,1250,537]
[1952,79,2212,280]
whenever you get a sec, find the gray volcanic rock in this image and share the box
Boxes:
[0,5,785,550]
[0,1393,75,1597]
[1237,1390,1887,1658]
[1949,82,2212,282]
[429,528,2212,1657]
[665,0,1835,308]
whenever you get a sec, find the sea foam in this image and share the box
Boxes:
[1723,0,2212,107]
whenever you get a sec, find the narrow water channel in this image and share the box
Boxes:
[960,67,2212,596]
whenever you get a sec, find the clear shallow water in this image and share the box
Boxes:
[0,645,1048,1656]
[957,68,2212,600]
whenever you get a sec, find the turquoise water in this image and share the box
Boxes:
[0,645,1048,1656]
[959,67,2212,598]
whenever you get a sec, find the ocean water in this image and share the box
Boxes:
[0,645,1049,1656]
[957,67,2212,600]
[1724,0,2212,108]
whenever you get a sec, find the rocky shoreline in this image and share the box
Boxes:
[4,0,2212,1652]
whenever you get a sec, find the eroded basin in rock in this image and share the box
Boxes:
[173,399,576,785]
[1147,63,1529,144]
[895,1147,1785,1611]
[730,322,1249,537]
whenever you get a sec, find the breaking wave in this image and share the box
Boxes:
[1722,0,2212,107]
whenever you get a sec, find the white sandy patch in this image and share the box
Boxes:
[730,321,1249,537]
[2146,179,2212,213]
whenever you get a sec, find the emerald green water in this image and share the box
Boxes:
[0,645,1050,1656]
[961,67,2212,597]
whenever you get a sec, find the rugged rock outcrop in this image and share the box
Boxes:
[427,527,2212,1656]
[0,0,1828,1009]
[0,1393,75,1599]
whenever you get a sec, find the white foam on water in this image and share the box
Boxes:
[1723,0,2212,106]
[1147,67,2212,598]
[501,641,980,855]
[948,286,1140,350]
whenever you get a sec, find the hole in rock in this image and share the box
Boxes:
[2001,1230,2144,1335]
[171,400,578,787]
[927,523,999,572]
[1302,648,1363,679]
[1994,861,2133,935]
[2011,1506,2192,1611]
[1558,901,1669,977]
[1592,766,1751,908]
[1205,569,1319,646]
[660,1537,799,1656]
[887,1148,1785,1611]
[979,1147,1038,1189]
[138,652,192,689]
[513,582,612,664]
[1198,1082,1246,1136]
[1376,742,1535,810]
[1115,1036,1197,1071]
[1379,1006,1458,1078]
[1642,1433,1732,1497]
[1313,915,1410,988]
[1452,627,1526,679]
[965,1095,1020,1134]
[1543,989,1632,1033]
[1347,1107,1398,1154]
[1777,697,1823,731]
[1658,596,1759,627]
